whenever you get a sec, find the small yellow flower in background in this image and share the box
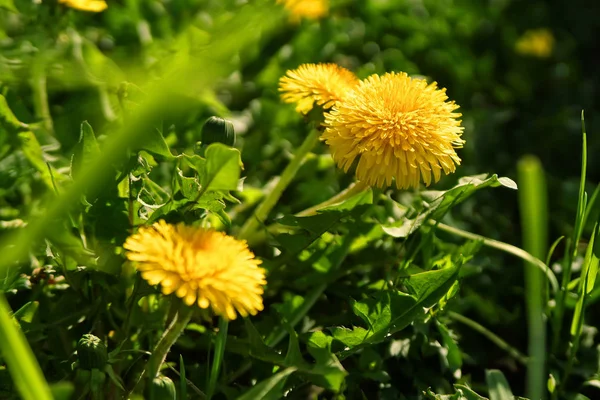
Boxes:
[124,221,266,321]
[278,0,329,21]
[279,63,359,114]
[59,0,108,12]
[515,29,554,58]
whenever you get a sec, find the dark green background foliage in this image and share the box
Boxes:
[0,0,599,399]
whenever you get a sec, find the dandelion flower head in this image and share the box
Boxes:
[515,29,554,58]
[279,63,359,114]
[59,0,108,12]
[278,0,329,21]
[321,72,464,189]
[124,221,266,320]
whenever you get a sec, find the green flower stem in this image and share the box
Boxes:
[139,304,194,388]
[517,155,548,400]
[206,317,229,400]
[31,58,53,134]
[295,181,369,217]
[237,128,321,240]
[245,181,369,245]
[448,311,528,365]
[434,221,559,293]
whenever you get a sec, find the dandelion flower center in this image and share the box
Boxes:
[322,72,464,189]
[124,221,266,320]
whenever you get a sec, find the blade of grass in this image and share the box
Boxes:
[0,293,52,400]
[486,369,515,400]
[179,355,187,400]
[553,110,588,353]
[207,317,229,400]
[517,155,548,400]
[563,222,600,392]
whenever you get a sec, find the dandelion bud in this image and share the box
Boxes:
[77,334,108,370]
[201,116,236,147]
[146,375,177,400]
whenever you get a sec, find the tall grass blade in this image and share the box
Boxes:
[207,318,229,400]
[517,155,548,400]
[0,293,52,400]
[553,110,588,353]
[179,355,187,400]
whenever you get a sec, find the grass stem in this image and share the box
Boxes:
[434,222,558,292]
[237,128,320,240]
[207,318,229,400]
[0,293,52,400]
[130,304,194,394]
[448,311,528,365]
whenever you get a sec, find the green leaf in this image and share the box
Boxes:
[244,319,281,364]
[49,382,74,400]
[283,320,304,367]
[17,131,54,189]
[235,367,297,400]
[13,301,39,324]
[0,94,27,132]
[0,0,18,12]
[586,222,600,294]
[175,168,200,200]
[437,321,462,373]
[453,384,489,400]
[244,320,347,392]
[79,122,101,160]
[139,127,174,159]
[200,143,243,192]
[333,258,462,358]
[304,331,347,391]
[72,121,101,179]
[572,221,600,337]
[276,189,372,254]
[383,174,516,238]
[485,369,514,400]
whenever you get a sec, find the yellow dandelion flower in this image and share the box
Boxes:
[322,72,464,189]
[279,63,359,114]
[278,0,329,21]
[515,29,554,58]
[59,0,108,12]
[124,221,266,321]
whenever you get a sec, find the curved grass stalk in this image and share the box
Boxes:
[448,311,528,365]
[435,222,559,293]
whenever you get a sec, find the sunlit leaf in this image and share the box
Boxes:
[199,143,242,193]
[383,174,516,238]
[235,367,296,400]
[333,258,462,358]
